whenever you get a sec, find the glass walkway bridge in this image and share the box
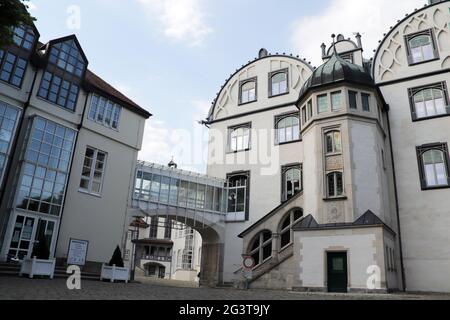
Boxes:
[131,161,229,232]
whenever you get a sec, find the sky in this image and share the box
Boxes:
[27,0,426,172]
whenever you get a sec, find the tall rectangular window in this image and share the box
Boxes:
[38,71,79,111]
[416,143,450,190]
[88,95,122,130]
[307,100,313,119]
[317,94,328,113]
[361,93,371,112]
[349,90,358,109]
[228,123,251,152]
[79,147,107,195]
[16,117,76,216]
[0,101,20,188]
[0,50,28,88]
[331,91,342,111]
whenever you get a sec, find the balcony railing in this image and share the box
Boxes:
[140,254,172,262]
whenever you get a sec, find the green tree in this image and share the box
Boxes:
[0,0,36,48]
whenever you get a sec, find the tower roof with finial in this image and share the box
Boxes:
[298,34,374,102]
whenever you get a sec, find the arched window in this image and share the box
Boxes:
[325,131,342,154]
[408,34,434,64]
[412,87,447,119]
[276,116,300,144]
[239,79,257,104]
[270,70,288,96]
[282,165,302,201]
[327,172,344,198]
[422,149,449,187]
[249,231,272,267]
[279,209,303,249]
[230,126,250,152]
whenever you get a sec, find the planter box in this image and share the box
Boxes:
[20,257,56,279]
[100,263,129,283]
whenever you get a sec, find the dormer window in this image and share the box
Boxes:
[239,78,257,105]
[269,69,289,97]
[405,29,439,65]
[48,40,86,77]
[12,25,35,51]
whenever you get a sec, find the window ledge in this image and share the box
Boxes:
[269,91,290,99]
[323,196,347,202]
[408,57,440,67]
[421,185,450,191]
[275,139,302,146]
[78,189,102,198]
[226,148,251,155]
[238,100,257,106]
[412,112,450,122]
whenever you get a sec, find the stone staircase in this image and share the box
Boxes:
[0,262,100,281]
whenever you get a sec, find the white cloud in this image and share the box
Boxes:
[137,0,213,46]
[290,0,425,66]
[138,100,211,172]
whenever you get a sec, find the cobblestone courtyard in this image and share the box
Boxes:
[1,276,450,300]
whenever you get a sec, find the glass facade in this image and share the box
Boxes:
[0,50,28,88]
[15,117,76,216]
[0,102,20,188]
[134,170,226,213]
[38,71,79,111]
[12,25,36,51]
[48,39,85,77]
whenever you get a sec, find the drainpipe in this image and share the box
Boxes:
[386,109,407,291]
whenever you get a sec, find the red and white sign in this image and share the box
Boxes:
[242,256,255,270]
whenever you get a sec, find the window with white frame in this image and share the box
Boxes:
[275,113,300,144]
[228,124,250,152]
[269,69,288,97]
[88,95,122,129]
[409,83,449,120]
[317,94,328,113]
[361,93,371,112]
[239,78,257,104]
[281,164,302,202]
[79,147,107,195]
[327,171,344,198]
[417,143,450,189]
[405,29,438,65]
[325,130,342,154]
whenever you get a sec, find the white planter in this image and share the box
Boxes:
[100,263,129,283]
[20,257,56,279]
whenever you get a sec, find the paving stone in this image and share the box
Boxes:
[0,276,449,300]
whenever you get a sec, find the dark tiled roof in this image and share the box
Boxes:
[293,210,395,235]
[298,51,374,102]
[84,70,151,118]
[35,39,151,119]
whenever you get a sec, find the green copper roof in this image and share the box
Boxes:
[298,51,374,102]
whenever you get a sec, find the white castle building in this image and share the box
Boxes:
[198,0,450,293]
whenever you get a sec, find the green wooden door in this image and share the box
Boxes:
[327,252,348,293]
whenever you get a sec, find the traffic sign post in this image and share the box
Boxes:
[242,255,255,289]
